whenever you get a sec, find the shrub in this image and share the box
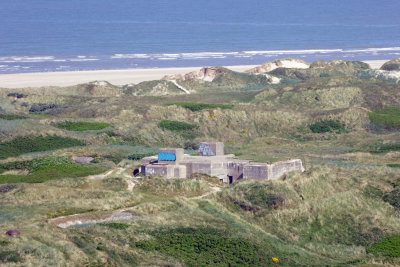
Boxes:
[54,121,111,131]
[369,106,400,129]
[29,103,59,113]
[309,120,345,133]
[369,143,400,154]
[158,120,198,132]
[100,223,129,230]
[0,135,85,160]
[383,187,400,210]
[134,227,270,266]
[0,156,104,184]
[367,235,400,257]
[387,164,400,168]
[166,102,233,111]
[0,114,27,120]
[128,153,155,160]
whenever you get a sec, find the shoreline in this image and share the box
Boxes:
[0,60,388,89]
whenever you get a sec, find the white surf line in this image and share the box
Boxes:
[170,80,190,94]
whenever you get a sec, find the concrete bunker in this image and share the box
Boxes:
[141,142,304,183]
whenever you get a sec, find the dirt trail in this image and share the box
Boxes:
[171,80,190,94]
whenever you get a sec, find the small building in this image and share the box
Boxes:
[141,142,304,183]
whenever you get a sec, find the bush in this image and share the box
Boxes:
[29,103,59,113]
[0,156,104,184]
[100,223,129,229]
[128,153,155,160]
[158,120,198,132]
[0,114,27,120]
[387,164,400,168]
[367,235,400,257]
[166,102,233,112]
[309,120,345,133]
[54,121,111,131]
[134,227,270,266]
[383,188,400,210]
[369,106,400,129]
[0,135,85,160]
[369,143,400,154]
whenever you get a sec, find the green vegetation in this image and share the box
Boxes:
[368,235,400,257]
[158,120,198,132]
[0,114,27,120]
[369,143,400,154]
[387,164,400,168]
[134,227,271,266]
[309,120,345,133]
[54,121,111,131]
[166,102,233,111]
[128,153,155,160]
[369,106,400,129]
[383,188,400,210]
[0,135,85,160]
[0,251,22,263]
[0,157,104,184]
[100,223,129,230]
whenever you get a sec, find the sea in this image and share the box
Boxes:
[0,0,400,74]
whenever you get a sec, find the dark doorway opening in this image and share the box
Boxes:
[228,175,233,184]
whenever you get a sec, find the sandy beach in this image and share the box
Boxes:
[0,60,387,89]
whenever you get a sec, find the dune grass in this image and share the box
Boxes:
[165,102,233,111]
[53,121,111,131]
[0,135,85,160]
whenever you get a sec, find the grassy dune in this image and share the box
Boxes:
[0,60,400,265]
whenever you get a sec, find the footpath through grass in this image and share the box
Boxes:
[53,121,111,131]
[0,156,104,184]
[0,135,85,160]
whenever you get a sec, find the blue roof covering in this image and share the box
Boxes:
[158,152,176,161]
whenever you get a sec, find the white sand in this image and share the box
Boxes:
[0,60,388,89]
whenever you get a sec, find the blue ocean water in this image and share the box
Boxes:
[0,0,399,73]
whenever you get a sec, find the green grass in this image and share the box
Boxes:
[369,106,400,129]
[368,235,400,257]
[0,114,27,120]
[0,135,85,160]
[158,120,199,132]
[54,121,111,131]
[309,120,345,133]
[0,251,22,263]
[134,227,272,266]
[0,156,104,184]
[166,102,233,112]
[128,153,155,160]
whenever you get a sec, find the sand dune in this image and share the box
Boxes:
[0,60,387,89]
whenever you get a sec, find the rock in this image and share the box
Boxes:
[5,230,20,236]
[245,58,310,74]
[380,58,400,71]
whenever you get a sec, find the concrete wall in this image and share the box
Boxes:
[268,159,305,180]
[199,142,224,156]
[243,164,268,180]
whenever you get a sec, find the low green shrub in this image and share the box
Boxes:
[387,164,400,168]
[166,102,233,111]
[54,121,111,131]
[0,156,104,184]
[369,106,400,129]
[309,120,345,133]
[0,135,85,160]
[134,227,270,266]
[128,153,155,160]
[100,223,129,230]
[158,120,199,132]
[367,235,400,257]
[0,251,22,263]
[383,188,400,210]
[369,143,400,154]
[0,114,27,120]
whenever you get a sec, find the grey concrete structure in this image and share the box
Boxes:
[141,142,305,183]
